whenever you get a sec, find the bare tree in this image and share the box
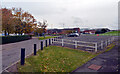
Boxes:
[38,20,48,38]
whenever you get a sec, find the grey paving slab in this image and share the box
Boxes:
[71,40,119,73]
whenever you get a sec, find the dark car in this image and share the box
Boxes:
[68,33,79,37]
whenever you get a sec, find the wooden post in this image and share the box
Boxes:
[62,39,64,47]
[21,48,25,65]
[41,41,43,50]
[106,40,108,46]
[113,37,115,41]
[110,38,111,44]
[101,41,103,49]
[34,44,36,55]
[108,39,110,45]
[75,41,77,49]
[95,43,97,52]
[109,38,111,44]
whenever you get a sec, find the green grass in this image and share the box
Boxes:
[99,31,120,36]
[18,46,97,72]
[104,44,115,52]
[38,36,57,40]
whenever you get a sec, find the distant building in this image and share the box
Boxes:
[83,30,96,34]
[47,28,80,34]
[95,28,110,34]
[81,28,110,34]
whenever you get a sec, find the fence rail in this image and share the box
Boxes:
[52,36,115,52]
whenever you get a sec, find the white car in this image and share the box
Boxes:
[68,33,79,37]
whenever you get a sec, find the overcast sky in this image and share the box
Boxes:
[1,0,119,30]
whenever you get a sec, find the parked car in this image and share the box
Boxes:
[68,33,79,37]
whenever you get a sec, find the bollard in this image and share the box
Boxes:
[56,37,57,41]
[41,41,43,50]
[34,44,36,55]
[54,37,55,41]
[52,38,53,43]
[62,39,64,47]
[95,43,97,52]
[21,48,25,65]
[46,40,47,47]
[49,39,51,45]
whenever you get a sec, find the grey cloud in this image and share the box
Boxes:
[71,16,83,24]
[2,0,118,30]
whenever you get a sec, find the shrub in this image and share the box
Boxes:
[1,35,32,44]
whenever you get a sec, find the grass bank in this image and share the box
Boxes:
[39,36,57,40]
[18,46,97,72]
[99,31,120,36]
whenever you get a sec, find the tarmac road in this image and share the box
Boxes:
[2,37,50,72]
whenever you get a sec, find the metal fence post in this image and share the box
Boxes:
[21,48,25,65]
[75,41,77,49]
[62,39,64,47]
[34,44,36,55]
[46,40,47,47]
[95,43,97,52]
[101,41,103,49]
[41,41,43,50]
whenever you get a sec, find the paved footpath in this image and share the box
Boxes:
[72,40,119,73]
[1,37,49,72]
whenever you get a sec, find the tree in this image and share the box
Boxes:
[12,8,37,35]
[65,30,73,34]
[38,20,48,38]
[34,28,44,36]
[0,9,2,33]
[21,12,37,34]
[1,8,14,36]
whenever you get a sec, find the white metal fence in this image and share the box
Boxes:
[52,36,115,52]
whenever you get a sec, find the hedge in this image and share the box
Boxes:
[1,35,32,44]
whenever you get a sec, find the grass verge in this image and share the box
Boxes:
[104,44,115,52]
[99,31,120,36]
[17,46,97,72]
[39,36,57,40]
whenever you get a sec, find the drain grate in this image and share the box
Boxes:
[88,64,102,71]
